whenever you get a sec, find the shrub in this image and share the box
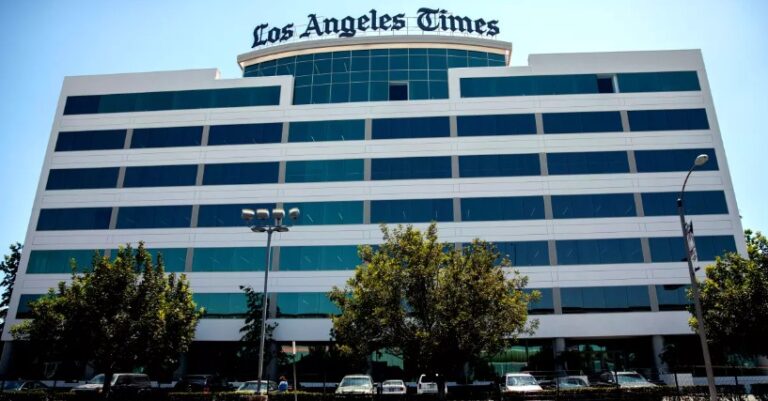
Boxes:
[0,391,49,401]
[215,393,268,401]
[167,392,216,401]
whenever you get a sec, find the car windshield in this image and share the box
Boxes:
[383,380,404,386]
[618,373,648,384]
[507,376,538,386]
[240,381,271,390]
[2,381,21,390]
[88,374,105,384]
[340,377,371,387]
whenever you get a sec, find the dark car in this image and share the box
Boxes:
[174,374,230,393]
[72,373,152,396]
[1,380,49,392]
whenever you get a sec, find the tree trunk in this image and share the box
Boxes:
[103,369,113,399]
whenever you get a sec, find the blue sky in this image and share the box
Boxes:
[0,0,766,252]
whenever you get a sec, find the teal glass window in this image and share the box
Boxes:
[461,196,545,221]
[116,205,192,229]
[208,123,282,145]
[526,288,554,315]
[371,198,453,224]
[656,284,691,311]
[556,238,643,265]
[203,162,279,185]
[123,165,198,188]
[494,241,550,267]
[55,130,126,151]
[285,159,364,183]
[457,114,537,136]
[198,203,275,227]
[649,235,737,262]
[642,191,728,216]
[130,126,203,148]
[543,111,623,134]
[551,194,636,219]
[561,286,651,313]
[63,86,281,115]
[547,151,629,175]
[628,109,709,131]
[37,208,112,231]
[26,249,105,274]
[16,294,45,319]
[192,247,266,272]
[146,248,187,273]
[372,116,450,140]
[289,201,364,225]
[459,154,541,177]
[460,74,600,98]
[46,167,119,190]
[635,148,718,173]
[279,246,360,271]
[371,157,451,180]
[276,292,340,318]
[193,293,248,318]
[617,71,700,93]
[288,120,365,142]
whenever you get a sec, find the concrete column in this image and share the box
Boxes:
[554,337,567,371]
[652,335,667,375]
[535,114,544,135]
[0,341,14,377]
[449,115,458,137]
[620,110,630,132]
[552,287,563,314]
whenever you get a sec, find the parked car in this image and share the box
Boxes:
[416,374,447,395]
[1,380,49,392]
[500,373,543,393]
[174,374,230,392]
[335,374,375,395]
[381,379,407,395]
[540,376,589,389]
[599,371,656,388]
[236,380,278,394]
[71,373,152,395]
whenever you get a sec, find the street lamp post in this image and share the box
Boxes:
[241,206,300,395]
[677,154,717,401]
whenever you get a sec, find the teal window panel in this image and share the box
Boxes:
[461,196,545,221]
[37,208,112,231]
[276,292,340,318]
[525,288,554,315]
[203,162,279,185]
[491,241,550,267]
[131,126,202,148]
[208,123,282,145]
[194,293,248,318]
[192,247,266,272]
[557,238,643,265]
[459,154,541,177]
[123,165,198,188]
[561,286,651,313]
[289,201,364,225]
[371,156,451,180]
[642,191,728,216]
[551,194,636,219]
[547,151,629,175]
[55,130,126,151]
[26,249,105,274]
[116,205,192,229]
[279,245,360,271]
[649,235,737,263]
[618,71,700,93]
[16,294,46,319]
[148,248,187,273]
[628,109,709,131]
[46,167,119,190]
[372,116,450,140]
[285,159,364,183]
[543,111,623,134]
[635,148,718,173]
[656,284,691,311]
[370,198,453,224]
[460,74,600,98]
[457,114,537,136]
[198,203,276,227]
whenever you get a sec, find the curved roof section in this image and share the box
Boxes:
[237,35,512,70]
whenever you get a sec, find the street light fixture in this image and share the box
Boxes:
[677,153,717,401]
[241,206,300,395]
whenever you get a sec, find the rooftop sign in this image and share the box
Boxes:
[252,8,500,48]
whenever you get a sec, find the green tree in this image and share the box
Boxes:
[0,242,22,334]
[237,285,280,377]
[691,229,768,358]
[329,223,539,382]
[11,243,202,394]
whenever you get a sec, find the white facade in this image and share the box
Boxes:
[3,38,744,368]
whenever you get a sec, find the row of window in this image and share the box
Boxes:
[14,283,694,319]
[460,71,701,98]
[63,86,282,115]
[35,190,729,231]
[25,234,736,274]
[45,148,721,190]
[55,109,710,152]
